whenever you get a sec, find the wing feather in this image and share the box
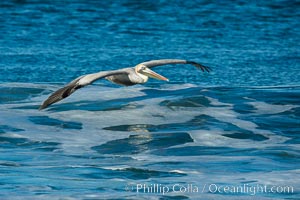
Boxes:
[39,69,128,110]
[140,59,211,72]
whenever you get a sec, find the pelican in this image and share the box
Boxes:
[39,59,211,110]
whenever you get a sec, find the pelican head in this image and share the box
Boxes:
[135,64,169,82]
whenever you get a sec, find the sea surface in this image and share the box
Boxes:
[0,1,299,199]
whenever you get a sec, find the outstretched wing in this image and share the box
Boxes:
[140,59,211,72]
[39,69,128,110]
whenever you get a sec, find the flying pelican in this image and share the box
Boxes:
[39,59,211,110]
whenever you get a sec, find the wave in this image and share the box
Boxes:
[0,83,299,199]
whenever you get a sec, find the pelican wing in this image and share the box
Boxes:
[140,59,211,72]
[39,69,128,110]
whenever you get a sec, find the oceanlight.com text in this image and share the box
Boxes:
[125,183,294,196]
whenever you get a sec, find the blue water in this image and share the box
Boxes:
[0,1,299,199]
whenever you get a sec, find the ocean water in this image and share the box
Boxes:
[0,1,299,199]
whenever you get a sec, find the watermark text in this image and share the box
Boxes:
[124,183,294,196]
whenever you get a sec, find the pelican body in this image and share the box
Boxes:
[39,59,210,110]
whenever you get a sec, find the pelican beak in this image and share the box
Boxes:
[140,68,169,81]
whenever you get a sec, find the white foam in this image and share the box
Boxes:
[0,83,292,156]
[187,97,290,148]
[159,83,198,90]
[102,165,131,170]
[248,101,297,115]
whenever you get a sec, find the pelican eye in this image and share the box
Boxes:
[141,66,146,70]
